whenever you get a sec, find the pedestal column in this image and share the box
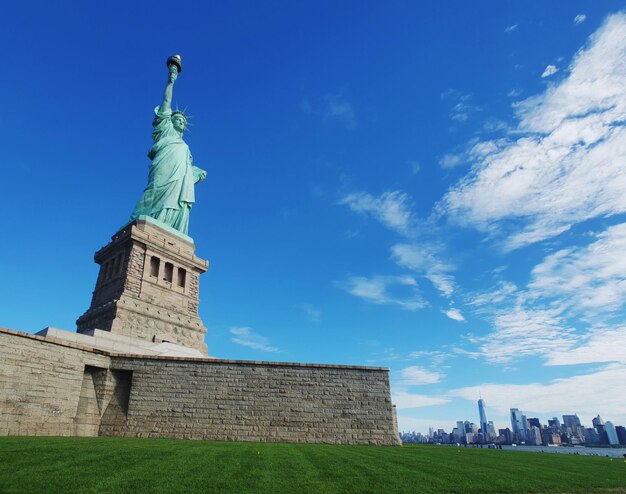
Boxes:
[76,218,208,354]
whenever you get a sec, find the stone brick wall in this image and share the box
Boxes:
[103,356,400,445]
[0,329,110,436]
[0,328,400,445]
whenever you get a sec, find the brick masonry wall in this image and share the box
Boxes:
[0,329,110,436]
[0,329,400,445]
[105,356,401,445]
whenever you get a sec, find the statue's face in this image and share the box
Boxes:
[172,114,187,133]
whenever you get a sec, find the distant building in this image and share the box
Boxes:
[487,421,497,439]
[592,415,605,428]
[510,408,524,440]
[528,426,542,445]
[548,433,562,445]
[548,417,561,429]
[498,428,514,444]
[584,427,600,445]
[562,414,581,432]
[593,415,608,444]
[528,418,541,429]
[478,399,489,436]
[605,422,619,446]
[616,426,626,446]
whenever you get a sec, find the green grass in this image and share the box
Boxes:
[0,437,625,493]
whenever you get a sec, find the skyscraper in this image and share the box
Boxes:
[592,415,605,428]
[510,408,526,442]
[478,399,488,435]
[605,421,619,446]
[563,414,581,432]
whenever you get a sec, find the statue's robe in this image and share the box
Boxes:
[130,106,205,235]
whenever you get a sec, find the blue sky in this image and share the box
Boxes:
[2,1,626,433]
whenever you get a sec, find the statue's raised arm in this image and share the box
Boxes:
[129,54,207,238]
[161,55,181,114]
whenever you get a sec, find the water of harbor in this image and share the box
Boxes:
[501,445,626,458]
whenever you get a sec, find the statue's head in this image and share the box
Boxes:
[172,111,188,133]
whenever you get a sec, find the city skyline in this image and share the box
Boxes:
[401,398,626,447]
[2,1,626,434]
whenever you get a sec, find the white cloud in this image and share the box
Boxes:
[391,243,456,297]
[339,190,415,235]
[574,14,587,25]
[465,223,626,364]
[471,305,578,364]
[453,97,482,122]
[528,222,626,316]
[440,13,626,250]
[546,326,626,365]
[408,350,451,366]
[441,90,482,122]
[445,308,465,322]
[439,153,465,169]
[230,327,279,352]
[468,281,518,307]
[392,390,451,409]
[397,366,445,385]
[339,275,427,311]
[505,24,518,33]
[450,364,626,426]
[541,64,559,78]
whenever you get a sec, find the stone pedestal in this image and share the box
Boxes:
[76,218,208,354]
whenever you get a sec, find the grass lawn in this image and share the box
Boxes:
[0,437,625,493]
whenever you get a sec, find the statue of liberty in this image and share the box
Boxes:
[130,55,207,235]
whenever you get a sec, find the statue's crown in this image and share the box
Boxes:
[172,105,190,123]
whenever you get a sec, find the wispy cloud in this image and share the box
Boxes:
[230,327,279,352]
[472,305,577,364]
[323,94,356,128]
[392,390,451,409]
[301,93,356,128]
[338,275,426,311]
[397,366,445,385]
[391,243,455,297]
[339,190,416,235]
[408,350,452,367]
[441,89,482,123]
[546,326,626,366]
[439,152,465,169]
[444,308,465,322]
[464,222,626,364]
[440,13,626,250]
[504,24,518,33]
[299,304,321,322]
[408,160,421,175]
[574,14,587,25]
[541,64,559,78]
[468,281,518,308]
[528,223,626,317]
[340,190,458,307]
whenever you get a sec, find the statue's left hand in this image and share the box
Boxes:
[193,167,207,183]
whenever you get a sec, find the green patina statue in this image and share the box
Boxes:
[130,55,207,235]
